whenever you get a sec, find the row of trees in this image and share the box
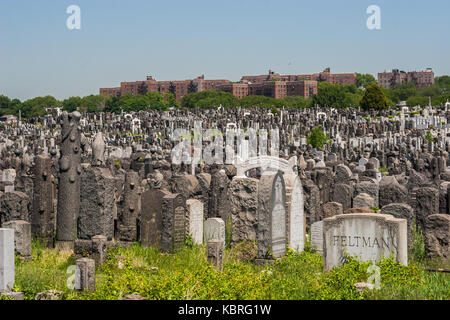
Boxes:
[0,92,178,118]
[1,75,449,118]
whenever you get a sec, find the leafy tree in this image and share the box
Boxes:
[307,126,330,148]
[62,96,82,112]
[311,82,348,108]
[281,96,312,108]
[80,95,107,113]
[356,73,376,88]
[239,95,280,108]
[181,91,238,109]
[360,83,389,110]
[163,93,178,109]
[406,96,428,107]
[386,82,417,103]
[146,92,166,110]
[21,95,60,118]
[105,96,121,114]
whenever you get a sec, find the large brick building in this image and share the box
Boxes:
[241,68,356,86]
[378,68,434,89]
[100,69,344,100]
[215,80,317,99]
[100,75,229,100]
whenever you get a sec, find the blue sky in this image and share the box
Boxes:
[0,0,449,101]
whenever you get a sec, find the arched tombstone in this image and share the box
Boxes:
[257,171,287,259]
[284,173,305,253]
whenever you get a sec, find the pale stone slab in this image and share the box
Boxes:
[284,174,305,253]
[0,228,15,291]
[323,213,407,270]
[310,221,323,255]
[204,218,225,243]
[186,199,203,245]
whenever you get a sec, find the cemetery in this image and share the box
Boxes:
[0,105,449,300]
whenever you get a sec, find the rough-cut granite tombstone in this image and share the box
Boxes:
[414,187,439,232]
[228,177,258,246]
[380,203,414,250]
[323,213,407,270]
[257,171,287,259]
[56,111,82,249]
[161,193,186,252]
[0,191,30,225]
[330,183,353,211]
[354,182,379,208]
[32,154,55,247]
[284,173,305,252]
[0,228,15,291]
[379,176,407,208]
[323,202,343,218]
[423,214,450,260]
[353,193,375,208]
[79,166,115,240]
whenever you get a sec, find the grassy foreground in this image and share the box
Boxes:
[7,235,449,300]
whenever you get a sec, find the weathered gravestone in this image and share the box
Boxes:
[423,214,450,260]
[257,171,287,259]
[117,171,141,242]
[2,220,31,260]
[0,228,14,291]
[380,203,414,250]
[186,199,203,245]
[56,111,82,249]
[140,188,170,249]
[161,193,186,252]
[207,239,224,271]
[75,258,95,292]
[228,177,258,246]
[32,154,55,247]
[204,218,225,243]
[323,213,407,270]
[284,173,305,253]
[323,202,343,219]
[414,187,439,232]
[79,166,115,240]
[310,220,323,255]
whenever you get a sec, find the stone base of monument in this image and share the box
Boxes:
[55,240,74,251]
[0,290,24,300]
[254,258,276,266]
[19,255,33,262]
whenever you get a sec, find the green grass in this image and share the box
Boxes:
[13,236,449,300]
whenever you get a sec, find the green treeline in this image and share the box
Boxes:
[1,75,449,119]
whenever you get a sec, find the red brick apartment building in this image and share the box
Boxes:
[241,68,356,86]
[378,68,435,89]
[100,71,322,100]
[100,75,229,100]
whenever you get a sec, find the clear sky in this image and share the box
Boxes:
[1,0,449,101]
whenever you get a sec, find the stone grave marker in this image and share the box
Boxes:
[323,213,407,270]
[257,171,287,259]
